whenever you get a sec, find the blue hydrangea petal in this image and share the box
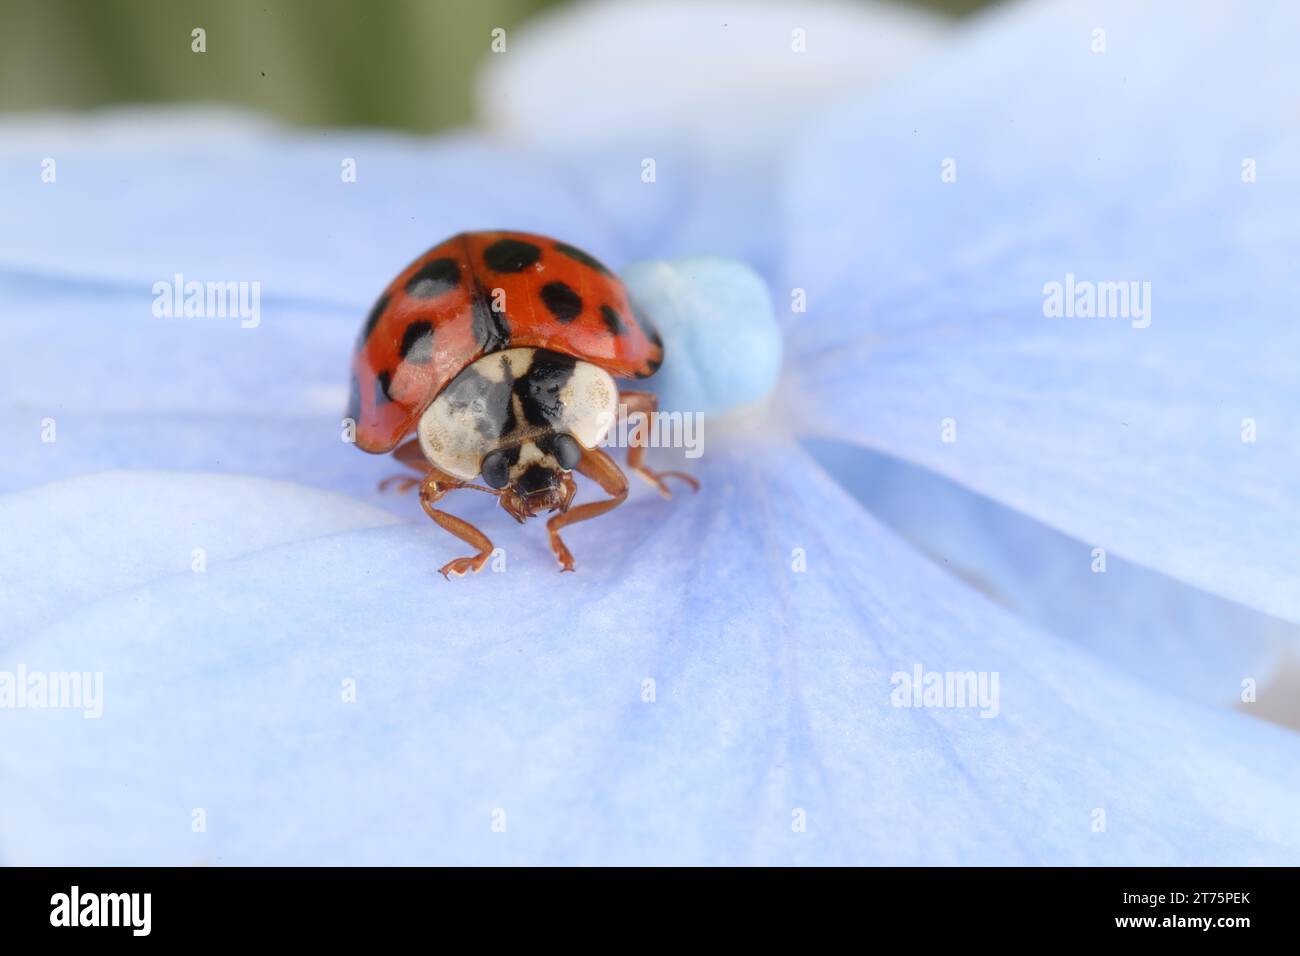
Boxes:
[0,277,372,495]
[784,0,1300,624]
[805,438,1297,704]
[3,449,1299,865]
[0,472,398,644]
[476,0,947,160]
[0,111,618,308]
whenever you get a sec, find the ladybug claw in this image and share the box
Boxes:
[549,534,576,572]
[380,474,421,494]
[634,468,700,499]
[439,554,489,580]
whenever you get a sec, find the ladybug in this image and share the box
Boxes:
[347,230,698,578]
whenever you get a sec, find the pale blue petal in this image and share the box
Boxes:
[0,472,398,644]
[805,439,1297,704]
[784,0,1300,623]
[2,452,1299,865]
[477,0,947,159]
[0,277,370,495]
[0,110,617,307]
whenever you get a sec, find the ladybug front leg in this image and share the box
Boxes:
[418,469,500,580]
[617,390,700,497]
[546,446,628,573]
[378,439,432,494]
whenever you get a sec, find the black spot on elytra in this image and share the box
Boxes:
[631,300,659,338]
[471,282,511,352]
[405,258,460,299]
[399,321,434,364]
[516,463,558,496]
[642,327,664,377]
[553,241,613,277]
[375,370,394,406]
[515,351,576,427]
[600,304,625,335]
[345,374,361,422]
[539,281,583,323]
[358,292,390,346]
[483,238,541,273]
[441,361,516,439]
[480,445,520,489]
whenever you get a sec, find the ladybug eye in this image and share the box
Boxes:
[551,433,583,470]
[480,449,513,489]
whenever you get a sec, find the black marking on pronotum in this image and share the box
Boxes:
[441,361,516,439]
[399,321,434,364]
[405,258,460,299]
[470,281,511,353]
[480,444,521,489]
[483,238,541,273]
[539,281,583,323]
[553,241,613,277]
[599,304,625,335]
[359,292,390,346]
[515,350,576,427]
[375,370,394,406]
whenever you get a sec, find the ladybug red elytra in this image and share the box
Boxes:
[347,230,698,578]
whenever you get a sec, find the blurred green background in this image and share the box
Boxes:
[0,0,990,133]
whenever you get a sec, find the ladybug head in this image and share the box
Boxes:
[482,433,583,522]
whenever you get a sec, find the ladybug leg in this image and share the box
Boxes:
[617,390,700,498]
[379,439,431,494]
[546,447,628,573]
[418,468,500,580]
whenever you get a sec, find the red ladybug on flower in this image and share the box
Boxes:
[348,230,698,578]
